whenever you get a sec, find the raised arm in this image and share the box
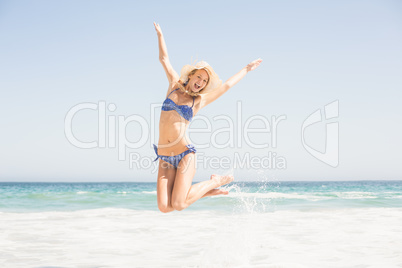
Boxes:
[154,22,179,85]
[200,59,262,108]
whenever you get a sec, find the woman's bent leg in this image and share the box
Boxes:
[201,188,229,198]
[171,153,233,211]
[156,160,177,213]
[185,175,233,204]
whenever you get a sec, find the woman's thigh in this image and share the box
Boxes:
[156,160,177,210]
[171,152,197,204]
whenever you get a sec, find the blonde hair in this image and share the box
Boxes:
[176,68,210,96]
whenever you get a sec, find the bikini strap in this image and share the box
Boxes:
[191,96,195,108]
[166,88,179,98]
[153,144,160,161]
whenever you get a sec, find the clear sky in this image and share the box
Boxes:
[0,0,401,182]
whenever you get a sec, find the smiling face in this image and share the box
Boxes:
[187,69,210,93]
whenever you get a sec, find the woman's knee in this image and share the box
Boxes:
[158,204,174,213]
[172,201,188,211]
[159,207,173,213]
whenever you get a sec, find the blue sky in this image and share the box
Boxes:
[0,0,401,182]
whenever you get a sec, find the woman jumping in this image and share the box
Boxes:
[153,22,262,213]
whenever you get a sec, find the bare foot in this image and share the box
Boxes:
[205,188,229,197]
[211,174,234,187]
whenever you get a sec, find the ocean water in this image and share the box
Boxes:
[0,181,401,267]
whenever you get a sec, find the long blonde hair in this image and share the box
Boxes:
[176,68,210,97]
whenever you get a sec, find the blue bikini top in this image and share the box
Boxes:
[162,88,195,122]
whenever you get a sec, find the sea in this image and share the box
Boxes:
[0,180,401,268]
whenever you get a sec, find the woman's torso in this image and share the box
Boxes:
[158,84,200,155]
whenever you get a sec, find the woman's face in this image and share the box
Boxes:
[188,69,209,93]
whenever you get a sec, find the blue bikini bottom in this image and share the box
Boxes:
[153,144,196,168]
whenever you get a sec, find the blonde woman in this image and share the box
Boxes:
[153,22,262,213]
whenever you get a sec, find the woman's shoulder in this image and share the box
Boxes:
[164,80,181,98]
[169,79,184,90]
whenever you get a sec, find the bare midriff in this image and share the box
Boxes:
[157,111,192,156]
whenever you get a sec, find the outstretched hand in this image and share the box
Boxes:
[153,22,163,36]
[246,58,263,72]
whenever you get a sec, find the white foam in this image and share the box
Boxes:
[227,191,382,201]
[142,191,157,195]
[333,191,377,199]
[230,192,318,200]
[0,208,401,267]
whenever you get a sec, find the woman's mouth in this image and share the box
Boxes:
[194,83,201,90]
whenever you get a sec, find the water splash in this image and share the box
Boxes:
[220,179,281,214]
